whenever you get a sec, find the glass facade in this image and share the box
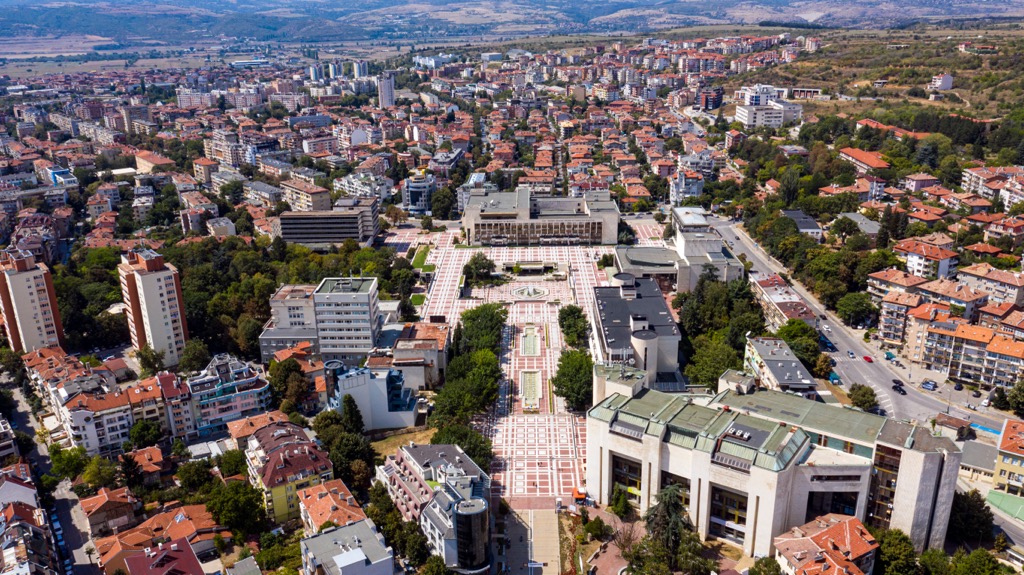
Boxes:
[867,445,902,530]
[709,486,748,544]
[611,454,642,503]
[659,471,692,511]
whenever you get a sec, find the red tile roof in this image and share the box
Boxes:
[1000,419,1024,457]
[297,479,366,533]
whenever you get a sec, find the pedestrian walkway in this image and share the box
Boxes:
[532,510,560,575]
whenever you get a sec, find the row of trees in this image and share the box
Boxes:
[427,303,506,468]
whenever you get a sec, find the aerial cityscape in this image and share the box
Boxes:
[2,9,1024,575]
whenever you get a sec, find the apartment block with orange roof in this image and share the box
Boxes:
[916,278,989,322]
[892,239,958,279]
[118,248,189,366]
[297,478,366,536]
[958,262,1024,307]
[901,303,952,365]
[879,292,924,347]
[866,268,929,303]
[996,419,1024,498]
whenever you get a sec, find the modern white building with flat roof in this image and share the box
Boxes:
[313,278,382,363]
[587,388,960,556]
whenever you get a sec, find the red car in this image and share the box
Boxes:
[863,356,873,363]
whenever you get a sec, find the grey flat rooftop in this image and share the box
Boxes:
[594,277,678,351]
[711,388,886,446]
[301,519,392,573]
[838,212,880,235]
[315,277,376,294]
[960,440,997,472]
[782,209,820,232]
[615,246,680,274]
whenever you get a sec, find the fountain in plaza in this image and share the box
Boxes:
[512,285,549,299]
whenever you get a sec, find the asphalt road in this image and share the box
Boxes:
[10,388,100,575]
[708,216,1006,431]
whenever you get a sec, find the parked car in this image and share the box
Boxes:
[981,398,991,408]
[954,382,964,391]
[972,389,982,398]
[966,403,977,411]
[820,314,827,320]
[922,381,938,391]
[863,356,873,363]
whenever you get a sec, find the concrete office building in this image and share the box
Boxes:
[0,248,64,353]
[591,274,681,397]
[614,223,743,294]
[462,187,619,246]
[277,197,380,249]
[313,278,382,363]
[118,249,188,366]
[587,388,960,556]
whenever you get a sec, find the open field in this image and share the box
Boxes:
[0,54,217,80]
[0,34,113,58]
[371,427,435,459]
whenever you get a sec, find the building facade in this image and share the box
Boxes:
[587,388,960,556]
[0,248,64,353]
[118,249,189,366]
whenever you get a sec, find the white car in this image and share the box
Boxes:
[981,398,991,408]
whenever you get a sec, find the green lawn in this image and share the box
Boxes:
[411,294,426,305]
[412,245,431,268]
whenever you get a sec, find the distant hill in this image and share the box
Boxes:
[3,0,1024,41]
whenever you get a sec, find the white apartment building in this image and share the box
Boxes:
[59,387,133,456]
[0,248,65,353]
[893,239,958,279]
[118,249,189,366]
[957,262,1024,307]
[258,285,319,363]
[281,179,332,212]
[587,389,960,556]
[378,72,395,108]
[324,361,418,431]
[313,278,382,363]
[734,84,786,106]
[669,169,704,205]
[402,170,438,213]
[333,173,394,201]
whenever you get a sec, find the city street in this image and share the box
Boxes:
[708,216,1006,431]
[9,388,99,575]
